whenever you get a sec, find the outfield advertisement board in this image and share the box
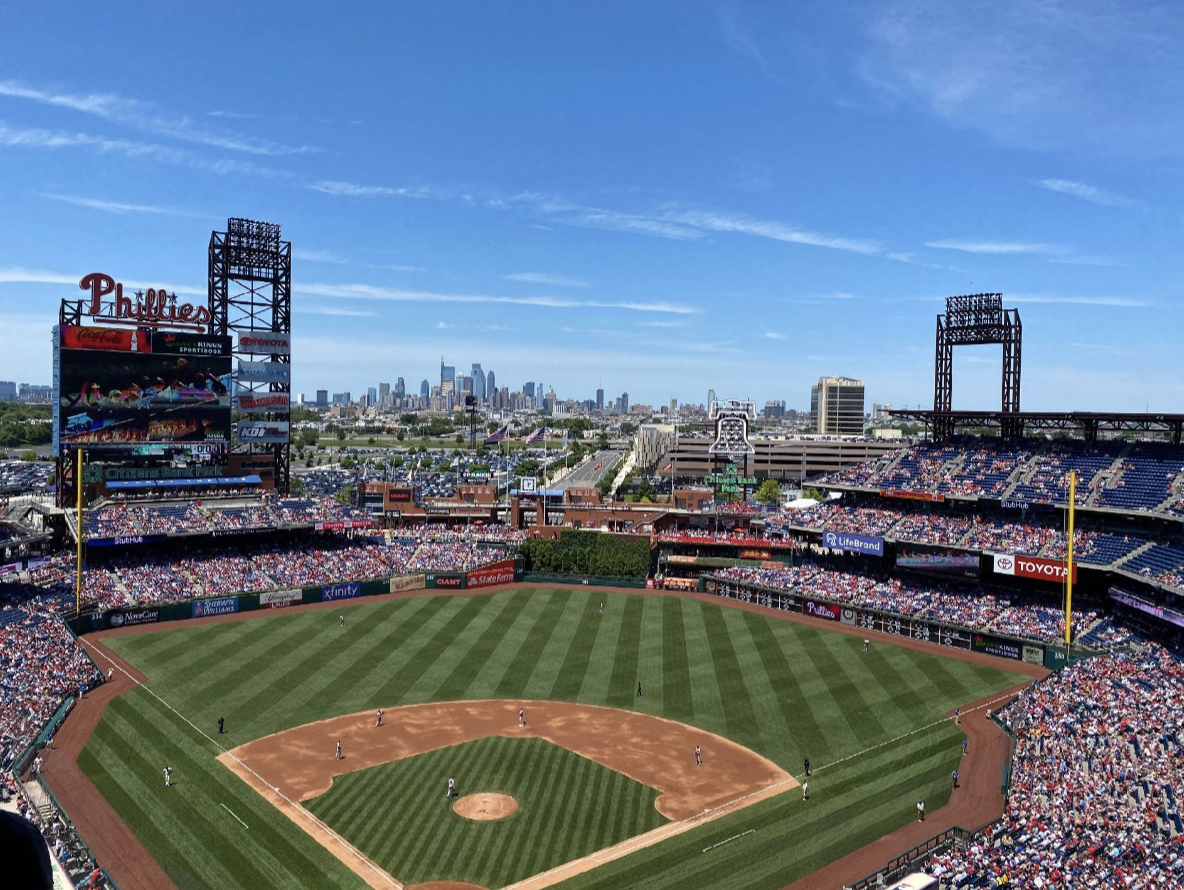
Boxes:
[88,534,167,547]
[107,607,161,628]
[896,547,980,582]
[804,599,841,621]
[314,519,373,531]
[428,573,464,589]
[259,589,301,609]
[466,559,515,590]
[234,393,290,414]
[389,574,426,593]
[192,596,239,618]
[321,582,362,601]
[971,633,1023,661]
[236,360,290,383]
[822,530,884,557]
[991,553,1078,584]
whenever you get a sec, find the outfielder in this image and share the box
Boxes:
[447,775,455,799]
[163,766,172,788]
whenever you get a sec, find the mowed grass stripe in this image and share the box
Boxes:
[605,595,644,709]
[400,594,508,702]
[549,594,606,701]
[796,625,889,750]
[521,592,594,700]
[739,610,827,761]
[722,607,797,759]
[660,596,694,721]
[433,591,536,699]
[493,590,570,698]
[576,595,628,703]
[698,603,758,742]
[680,600,727,737]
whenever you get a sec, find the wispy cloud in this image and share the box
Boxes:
[764,331,789,340]
[925,239,1064,256]
[0,266,205,297]
[0,79,315,156]
[309,180,435,199]
[1050,255,1118,267]
[1009,293,1150,308]
[859,1,1184,157]
[298,282,699,314]
[638,320,690,328]
[503,272,590,288]
[359,262,427,273]
[299,305,377,318]
[663,208,883,255]
[718,5,768,70]
[36,192,204,217]
[436,321,453,329]
[294,249,349,264]
[0,122,290,180]
[1038,178,1136,208]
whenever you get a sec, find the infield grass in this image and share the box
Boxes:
[308,736,665,887]
[79,587,1025,890]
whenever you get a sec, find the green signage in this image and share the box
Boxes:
[703,463,757,496]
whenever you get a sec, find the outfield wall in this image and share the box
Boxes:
[700,574,1085,669]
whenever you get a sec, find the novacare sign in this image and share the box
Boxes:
[822,530,885,557]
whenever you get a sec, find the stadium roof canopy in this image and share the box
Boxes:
[889,410,1184,444]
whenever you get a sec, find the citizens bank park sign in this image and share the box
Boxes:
[991,553,1078,584]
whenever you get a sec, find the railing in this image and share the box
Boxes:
[32,773,122,890]
[845,826,963,890]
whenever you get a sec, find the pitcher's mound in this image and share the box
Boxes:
[453,793,517,821]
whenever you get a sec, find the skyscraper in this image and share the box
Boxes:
[420,379,430,399]
[523,381,535,400]
[810,376,866,436]
[471,363,485,401]
[367,386,378,407]
[395,377,405,398]
[596,388,604,411]
[486,370,495,401]
[316,389,328,408]
[378,382,390,408]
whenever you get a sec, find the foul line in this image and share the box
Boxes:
[702,829,754,853]
[81,639,403,890]
[220,803,249,830]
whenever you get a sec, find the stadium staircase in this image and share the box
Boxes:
[1116,540,1157,570]
[21,778,56,824]
[998,453,1039,499]
[1085,445,1133,507]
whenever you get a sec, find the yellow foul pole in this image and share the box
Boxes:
[1064,470,1075,652]
[75,447,84,620]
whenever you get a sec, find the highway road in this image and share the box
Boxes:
[552,449,622,490]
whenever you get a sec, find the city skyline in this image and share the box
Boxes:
[1,4,1182,411]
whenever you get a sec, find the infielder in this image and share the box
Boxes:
[335,741,342,760]
[375,709,383,727]
[695,745,702,766]
[518,708,525,727]
[447,775,455,799]
[802,781,809,801]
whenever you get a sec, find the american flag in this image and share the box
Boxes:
[561,430,569,449]
[525,426,545,444]
[483,425,508,446]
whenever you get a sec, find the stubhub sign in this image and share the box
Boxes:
[822,530,885,557]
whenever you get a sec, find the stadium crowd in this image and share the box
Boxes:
[713,562,1114,645]
[927,645,1184,889]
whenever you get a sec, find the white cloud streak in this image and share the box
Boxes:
[1038,178,1137,207]
[925,239,1064,255]
[0,79,315,156]
[0,266,205,297]
[662,209,884,255]
[298,306,377,317]
[36,193,204,217]
[503,272,590,288]
[309,180,434,199]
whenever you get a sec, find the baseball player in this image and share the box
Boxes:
[962,736,968,756]
[599,602,604,614]
[339,613,345,627]
[863,638,870,652]
[954,707,960,725]
[802,781,809,801]
[335,741,342,761]
[375,709,383,727]
[218,716,225,734]
[637,681,643,697]
[163,766,172,788]
[695,745,702,766]
[803,757,810,777]
[952,768,959,789]
[518,708,525,727]
[917,799,925,821]
[447,775,455,799]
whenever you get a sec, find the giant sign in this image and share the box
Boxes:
[991,553,1078,584]
[238,332,290,355]
[822,530,885,557]
[237,421,290,444]
[78,273,212,331]
[466,559,516,590]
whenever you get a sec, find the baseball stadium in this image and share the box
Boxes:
[3,225,1183,890]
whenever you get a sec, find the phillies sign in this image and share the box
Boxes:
[79,273,211,331]
[992,553,1078,584]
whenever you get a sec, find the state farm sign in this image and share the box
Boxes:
[992,553,1078,584]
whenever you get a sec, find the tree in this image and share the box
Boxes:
[19,450,37,462]
[635,477,656,502]
[755,478,782,505]
[298,429,320,448]
[335,429,346,441]
[802,486,824,502]
[340,457,355,470]
[396,429,405,442]
[620,422,637,436]
[289,476,307,496]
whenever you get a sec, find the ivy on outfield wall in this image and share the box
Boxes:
[519,530,650,580]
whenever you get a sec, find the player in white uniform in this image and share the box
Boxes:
[695,745,702,765]
[163,765,172,787]
[375,709,383,727]
[335,741,342,760]
[447,775,455,799]
[518,708,525,727]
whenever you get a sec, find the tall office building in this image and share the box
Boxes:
[316,389,329,408]
[395,377,406,398]
[523,381,535,400]
[707,388,716,410]
[596,388,604,411]
[440,357,456,406]
[486,370,495,401]
[0,381,15,402]
[378,382,390,407]
[471,364,485,401]
[620,392,629,414]
[367,386,378,407]
[810,376,866,436]
[420,379,430,399]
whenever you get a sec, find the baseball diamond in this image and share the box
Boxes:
[60,585,1029,890]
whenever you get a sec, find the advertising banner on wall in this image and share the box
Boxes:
[192,596,239,618]
[466,559,516,590]
[153,332,233,357]
[321,581,362,601]
[971,633,1022,660]
[60,324,152,353]
[238,332,290,355]
[427,573,464,589]
[804,599,842,621]
[87,535,167,548]
[234,393,291,414]
[896,547,980,582]
[237,421,290,444]
[236,360,290,384]
[389,574,426,593]
[314,519,373,531]
[259,589,301,609]
[991,553,1078,584]
[107,607,160,628]
[821,530,885,557]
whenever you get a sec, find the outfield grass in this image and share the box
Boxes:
[80,588,1025,890]
[308,736,665,887]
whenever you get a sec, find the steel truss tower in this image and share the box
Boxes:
[209,219,293,494]
[934,293,1022,441]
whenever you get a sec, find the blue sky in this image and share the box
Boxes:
[1,1,1182,411]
